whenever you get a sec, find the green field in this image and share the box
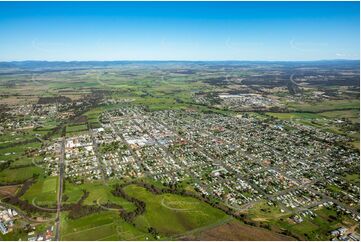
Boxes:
[266,112,323,120]
[320,109,360,123]
[9,157,35,168]
[63,181,136,211]
[287,99,359,113]
[344,173,360,185]
[66,124,88,134]
[61,211,150,241]
[61,183,231,240]
[0,141,41,161]
[0,166,43,183]
[21,176,58,205]
[123,184,230,236]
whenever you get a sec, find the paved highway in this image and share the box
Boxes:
[55,138,65,241]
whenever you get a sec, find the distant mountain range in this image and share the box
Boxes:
[0,60,359,72]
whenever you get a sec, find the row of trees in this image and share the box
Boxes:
[4,185,104,220]
[118,181,245,224]
[65,190,103,219]
[15,179,35,197]
[112,185,145,223]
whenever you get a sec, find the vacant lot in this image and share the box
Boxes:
[183,219,295,241]
[0,185,19,198]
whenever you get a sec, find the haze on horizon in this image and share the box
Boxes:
[0,1,359,61]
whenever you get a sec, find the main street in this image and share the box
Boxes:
[55,137,65,241]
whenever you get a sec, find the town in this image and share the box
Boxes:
[0,60,359,241]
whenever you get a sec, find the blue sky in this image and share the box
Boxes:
[0,1,359,61]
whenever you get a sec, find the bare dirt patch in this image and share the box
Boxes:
[0,185,20,198]
[181,220,295,241]
[0,96,38,105]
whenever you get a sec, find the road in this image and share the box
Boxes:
[89,127,107,182]
[55,138,65,241]
[289,73,298,86]
[105,111,146,176]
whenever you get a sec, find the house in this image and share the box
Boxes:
[0,222,8,235]
[330,229,340,236]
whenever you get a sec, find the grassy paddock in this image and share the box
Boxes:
[0,166,42,183]
[61,211,150,241]
[63,181,136,211]
[21,176,58,205]
[123,184,229,236]
[287,99,359,113]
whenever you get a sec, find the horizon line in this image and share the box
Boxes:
[1,59,360,63]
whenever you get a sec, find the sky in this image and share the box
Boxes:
[0,1,359,61]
